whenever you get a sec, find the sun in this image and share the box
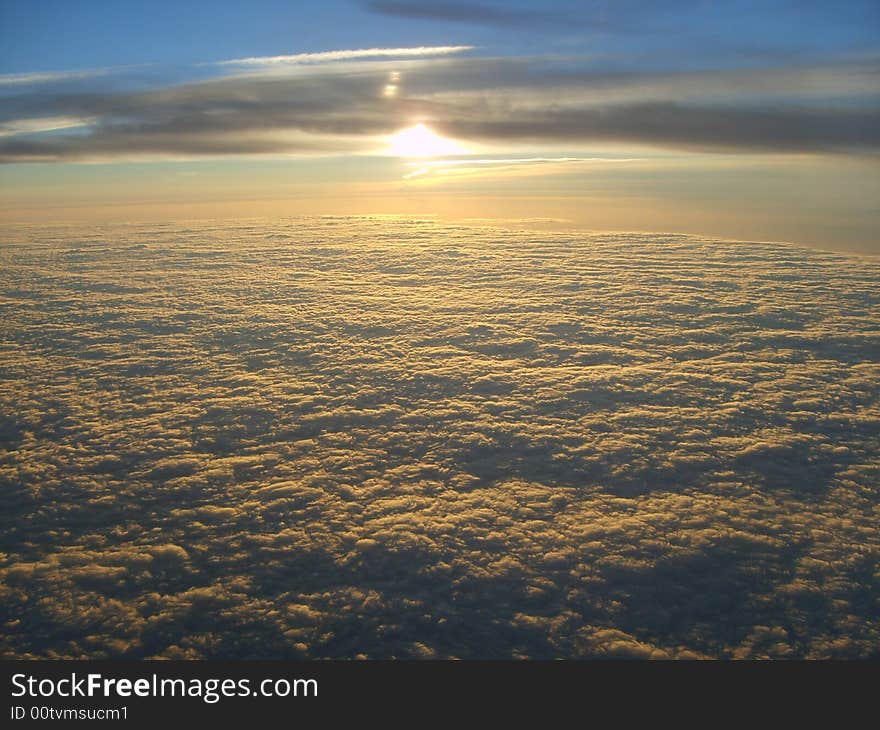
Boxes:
[386,123,462,157]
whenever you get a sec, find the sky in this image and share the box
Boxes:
[2,3,879,661]
[1,0,879,251]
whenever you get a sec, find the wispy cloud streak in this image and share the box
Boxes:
[0,67,110,86]
[0,116,95,137]
[216,45,474,66]
[402,156,642,179]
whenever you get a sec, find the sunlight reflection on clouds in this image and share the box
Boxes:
[1,217,877,659]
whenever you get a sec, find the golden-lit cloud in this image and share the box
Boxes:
[402,156,642,179]
[1,217,878,659]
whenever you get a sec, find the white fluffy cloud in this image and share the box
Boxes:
[0,218,878,658]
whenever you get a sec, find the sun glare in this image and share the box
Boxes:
[386,123,462,157]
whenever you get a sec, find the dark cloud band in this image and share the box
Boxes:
[1,56,878,161]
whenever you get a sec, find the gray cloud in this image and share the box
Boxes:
[359,0,692,32]
[1,218,878,659]
[0,55,878,162]
[438,101,880,154]
[363,1,557,27]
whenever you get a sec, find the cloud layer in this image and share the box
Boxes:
[1,51,878,162]
[1,218,878,659]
